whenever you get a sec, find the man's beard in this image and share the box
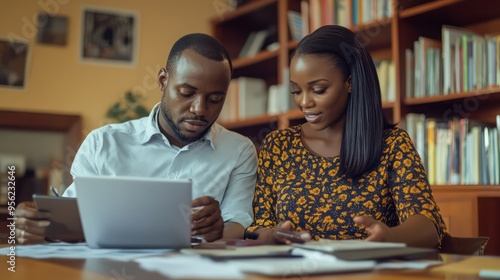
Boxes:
[159,94,211,143]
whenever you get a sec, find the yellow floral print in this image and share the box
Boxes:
[251,125,446,243]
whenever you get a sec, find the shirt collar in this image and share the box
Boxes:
[141,102,217,150]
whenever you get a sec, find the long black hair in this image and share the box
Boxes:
[293,25,394,178]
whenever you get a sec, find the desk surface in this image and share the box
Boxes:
[1,253,499,280]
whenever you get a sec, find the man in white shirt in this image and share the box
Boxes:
[15,33,257,244]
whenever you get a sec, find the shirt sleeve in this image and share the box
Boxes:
[219,140,258,228]
[251,132,279,230]
[62,130,101,197]
[387,128,447,244]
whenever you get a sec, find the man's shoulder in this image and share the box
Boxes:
[88,117,149,139]
[213,123,254,147]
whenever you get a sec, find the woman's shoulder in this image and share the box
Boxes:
[263,125,301,143]
[266,125,300,139]
[384,126,412,143]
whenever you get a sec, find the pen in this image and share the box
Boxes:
[50,186,60,197]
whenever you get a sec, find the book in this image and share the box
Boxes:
[309,0,321,32]
[405,48,414,98]
[218,79,239,123]
[287,11,303,41]
[442,25,477,94]
[300,0,310,37]
[417,36,441,97]
[238,31,257,58]
[238,29,268,58]
[245,29,268,58]
[237,77,267,119]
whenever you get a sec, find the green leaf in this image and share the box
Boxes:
[134,105,150,118]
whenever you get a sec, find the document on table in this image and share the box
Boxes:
[0,242,171,261]
[293,238,406,252]
[228,248,376,276]
[136,254,245,279]
[181,244,293,258]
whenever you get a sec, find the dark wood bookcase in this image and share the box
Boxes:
[211,0,500,255]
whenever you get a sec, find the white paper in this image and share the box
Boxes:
[293,238,406,252]
[0,242,171,261]
[376,260,443,270]
[226,248,376,276]
[136,255,245,279]
[181,244,292,257]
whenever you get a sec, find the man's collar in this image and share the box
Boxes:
[141,102,217,150]
[140,103,162,144]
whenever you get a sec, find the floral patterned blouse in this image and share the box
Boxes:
[250,125,446,243]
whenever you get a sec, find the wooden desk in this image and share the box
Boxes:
[1,254,499,280]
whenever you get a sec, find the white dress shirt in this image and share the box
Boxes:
[63,103,257,227]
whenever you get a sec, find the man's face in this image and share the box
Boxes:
[157,49,231,147]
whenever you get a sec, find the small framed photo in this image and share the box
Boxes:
[0,38,31,90]
[36,13,69,46]
[80,6,139,67]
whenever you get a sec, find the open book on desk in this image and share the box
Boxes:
[293,239,438,261]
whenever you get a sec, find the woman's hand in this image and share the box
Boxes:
[256,221,311,244]
[353,216,394,242]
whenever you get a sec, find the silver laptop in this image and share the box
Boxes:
[74,175,192,249]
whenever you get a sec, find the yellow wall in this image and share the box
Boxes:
[0,0,220,135]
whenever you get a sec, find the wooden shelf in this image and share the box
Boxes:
[352,19,393,51]
[211,0,276,25]
[400,0,500,28]
[431,185,500,192]
[219,114,278,130]
[399,0,462,18]
[382,102,396,109]
[233,49,279,69]
[404,87,500,105]
[0,110,81,132]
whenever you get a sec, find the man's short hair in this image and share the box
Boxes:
[166,33,232,75]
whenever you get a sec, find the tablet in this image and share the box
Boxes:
[32,194,84,242]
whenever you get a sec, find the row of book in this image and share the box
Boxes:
[403,114,500,186]
[375,59,396,102]
[218,76,295,123]
[406,26,500,99]
[219,57,395,123]
[302,0,394,36]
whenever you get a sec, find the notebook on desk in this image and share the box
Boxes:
[293,239,437,261]
[74,175,192,249]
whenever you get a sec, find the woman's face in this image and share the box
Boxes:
[290,54,351,131]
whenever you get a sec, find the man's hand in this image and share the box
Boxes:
[353,216,393,242]
[15,201,51,244]
[191,196,223,242]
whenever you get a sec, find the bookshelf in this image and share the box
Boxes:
[211,0,500,255]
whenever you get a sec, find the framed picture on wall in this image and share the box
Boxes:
[0,38,31,90]
[37,13,69,46]
[80,7,139,67]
